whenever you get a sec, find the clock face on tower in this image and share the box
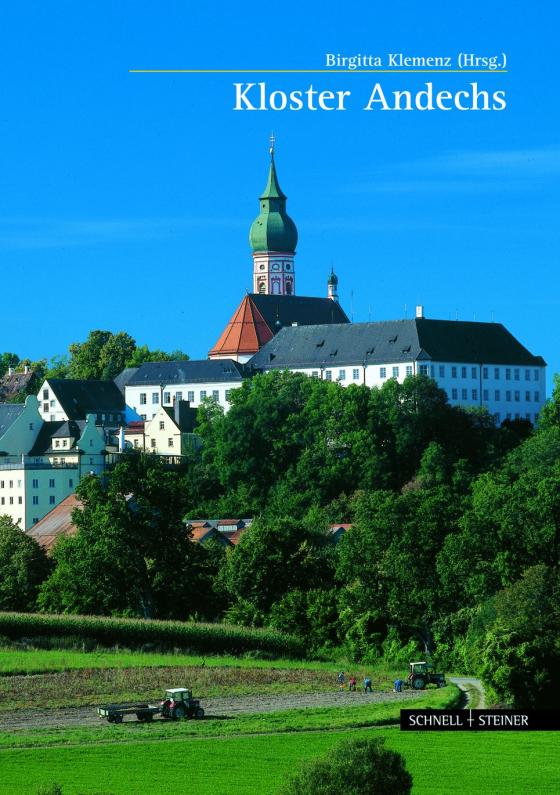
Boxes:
[271,263,280,270]
[259,264,265,270]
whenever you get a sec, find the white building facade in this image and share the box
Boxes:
[248,315,546,425]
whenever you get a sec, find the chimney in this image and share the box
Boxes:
[24,365,30,374]
[8,366,13,376]
[415,305,425,319]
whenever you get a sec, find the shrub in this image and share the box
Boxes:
[278,737,412,795]
[0,612,306,658]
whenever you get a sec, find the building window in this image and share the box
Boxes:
[494,367,500,379]
[472,389,478,401]
[9,497,13,505]
[140,393,147,405]
[18,496,22,505]
[338,370,346,381]
[168,438,174,447]
[483,390,489,401]
[43,389,49,400]
[187,391,194,402]
[32,479,38,488]
[505,368,511,380]
[353,368,360,380]
[133,439,139,448]
[225,390,232,401]
[43,403,49,412]
[534,369,539,381]
[461,389,467,400]
[534,391,540,402]
[69,479,73,487]
[392,366,399,378]
[55,440,60,448]
[32,496,39,505]
[506,390,511,401]
[164,392,171,404]
[451,388,458,400]
[152,392,159,404]
[514,391,520,402]
[141,414,147,421]
[439,365,445,378]
[495,390,500,401]
[50,400,55,407]
[176,391,183,401]
[159,421,165,430]
[406,366,413,376]
[525,391,531,402]
[380,367,386,379]
[451,367,457,378]
[483,367,488,379]
[212,390,219,401]
[0,498,3,505]
[514,369,520,381]
[419,365,428,376]
[49,495,55,505]
[150,439,156,449]
[325,371,332,381]
[29,422,34,430]
[0,481,3,489]
[200,390,207,400]
[49,479,55,488]
[62,440,67,447]
[33,518,39,524]
[311,371,319,378]
[525,369,530,381]
[461,366,467,378]
[471,367,476,379]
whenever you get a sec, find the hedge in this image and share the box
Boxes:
[0,612,306,658]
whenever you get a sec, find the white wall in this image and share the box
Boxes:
[126,381,241,418]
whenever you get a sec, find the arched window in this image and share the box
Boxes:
[285,281,292,295]
[259,282,266,294]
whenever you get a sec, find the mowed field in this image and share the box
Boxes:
[0,647,557,794]
[0,729,557,794]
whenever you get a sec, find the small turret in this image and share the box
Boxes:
[327,267,339,302]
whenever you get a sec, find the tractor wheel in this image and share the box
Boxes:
[195,707,205,719]
[114,715,123,724]
[412,676,425,690]
[172,704,187,720]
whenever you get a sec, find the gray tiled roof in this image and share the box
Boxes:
[48,379,125,420]
[249,293,349,331]
[114,368,139,394]
[0,403,25,438]
[248,319,546,370]
[127,359,247,386]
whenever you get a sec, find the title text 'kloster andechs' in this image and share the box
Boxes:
[232,82,507,112]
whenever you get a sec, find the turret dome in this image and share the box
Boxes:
[249,151,298,253]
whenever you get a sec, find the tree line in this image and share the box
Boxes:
[1,370,559,709]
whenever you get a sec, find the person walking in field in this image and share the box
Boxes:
[349,676,357,691]
[364,676,372,693]
[337,671,345,690]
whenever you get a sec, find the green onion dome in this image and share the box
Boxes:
[249,153,298,253]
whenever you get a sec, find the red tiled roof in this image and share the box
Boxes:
[218,519,241,526]
[28,494,82,552]
[329,523,353,531]
[209,295,273,358]
[227,529,245,545]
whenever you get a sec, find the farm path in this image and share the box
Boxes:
[0,688,425,731]
[449,677,486,709]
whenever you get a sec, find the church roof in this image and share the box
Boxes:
[249,151,298,253]
[250,293,350,329]
[209,294,274,358]
[248,319,546,370]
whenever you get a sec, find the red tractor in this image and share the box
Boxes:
[407,661,446,690]
[160,688,205,720]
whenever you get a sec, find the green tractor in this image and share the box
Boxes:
[407,661,446,690]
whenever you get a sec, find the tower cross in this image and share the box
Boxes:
[269,131,276,155]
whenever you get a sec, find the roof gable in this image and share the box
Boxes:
[47,379,125,420]
[209,295,274,358]
[127,359,246,386]
[249,293,350,330]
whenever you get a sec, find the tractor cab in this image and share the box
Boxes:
[409,662,433,676]
[165,688,191,703]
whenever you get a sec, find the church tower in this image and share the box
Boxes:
[327,267,339,301]
[249,137,298,296]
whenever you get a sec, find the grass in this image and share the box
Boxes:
[0,688,458,750]
[0,729,557,794]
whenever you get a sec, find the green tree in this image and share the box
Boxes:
[127,345,190,367]
[278,737,412,795]
[538,373,560,430]
[0,353,19,378]
[39,455,205,619]
[0,516,51,611]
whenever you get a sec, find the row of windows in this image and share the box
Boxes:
[138,389,232,412]
[498,413,540,423]
[150,438,175,448]
[310,365,542,384]
[0,480,22,489]
[0,496,22,505]
[451,389,540,403]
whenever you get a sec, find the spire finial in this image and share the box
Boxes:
[269,131,276,157]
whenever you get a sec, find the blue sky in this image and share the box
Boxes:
[1,2,559,390]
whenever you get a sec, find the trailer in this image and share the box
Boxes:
[97,688,205,724]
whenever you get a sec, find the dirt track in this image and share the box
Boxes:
[0,688,426,731]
